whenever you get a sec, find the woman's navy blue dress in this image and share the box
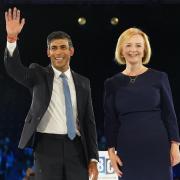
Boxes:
[104,69,180,180]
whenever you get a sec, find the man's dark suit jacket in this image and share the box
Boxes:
[4,47,98,165]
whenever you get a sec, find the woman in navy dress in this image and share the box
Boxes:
[104,27,180,180]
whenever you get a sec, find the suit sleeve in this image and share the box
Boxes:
[160,72,180,142]
[85,80,99,161]
[4,46,37,88]
[104,79,119,148]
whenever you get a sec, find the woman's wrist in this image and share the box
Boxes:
[108,147,116,157]
[171,141,180,146]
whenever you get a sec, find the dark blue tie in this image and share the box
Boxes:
[60,73,76,140]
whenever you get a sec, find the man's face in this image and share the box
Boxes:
[47,38,74,72]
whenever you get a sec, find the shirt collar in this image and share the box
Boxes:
[52,66,71,80]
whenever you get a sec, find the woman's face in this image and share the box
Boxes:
[121,34,145,65]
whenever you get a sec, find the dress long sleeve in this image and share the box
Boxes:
[160,72,180,142]
[104,79,119,148]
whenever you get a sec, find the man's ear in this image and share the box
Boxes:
[70,47,74,56]
[47,48,50,57]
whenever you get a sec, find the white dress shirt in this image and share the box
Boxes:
[7,41,16,56]
[37,67,79,135]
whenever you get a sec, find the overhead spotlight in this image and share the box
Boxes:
[78,17,86,25]
[110,17,119,26]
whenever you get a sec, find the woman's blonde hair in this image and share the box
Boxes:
[115,27,151,65]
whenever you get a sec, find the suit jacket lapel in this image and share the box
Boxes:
[46,65,54,96]
[71,71,85,122]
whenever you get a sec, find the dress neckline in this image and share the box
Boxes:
[121,68,150,77]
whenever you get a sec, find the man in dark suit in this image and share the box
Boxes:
[4,7,99,180]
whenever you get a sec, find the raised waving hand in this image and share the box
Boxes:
[5,7,25,42]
